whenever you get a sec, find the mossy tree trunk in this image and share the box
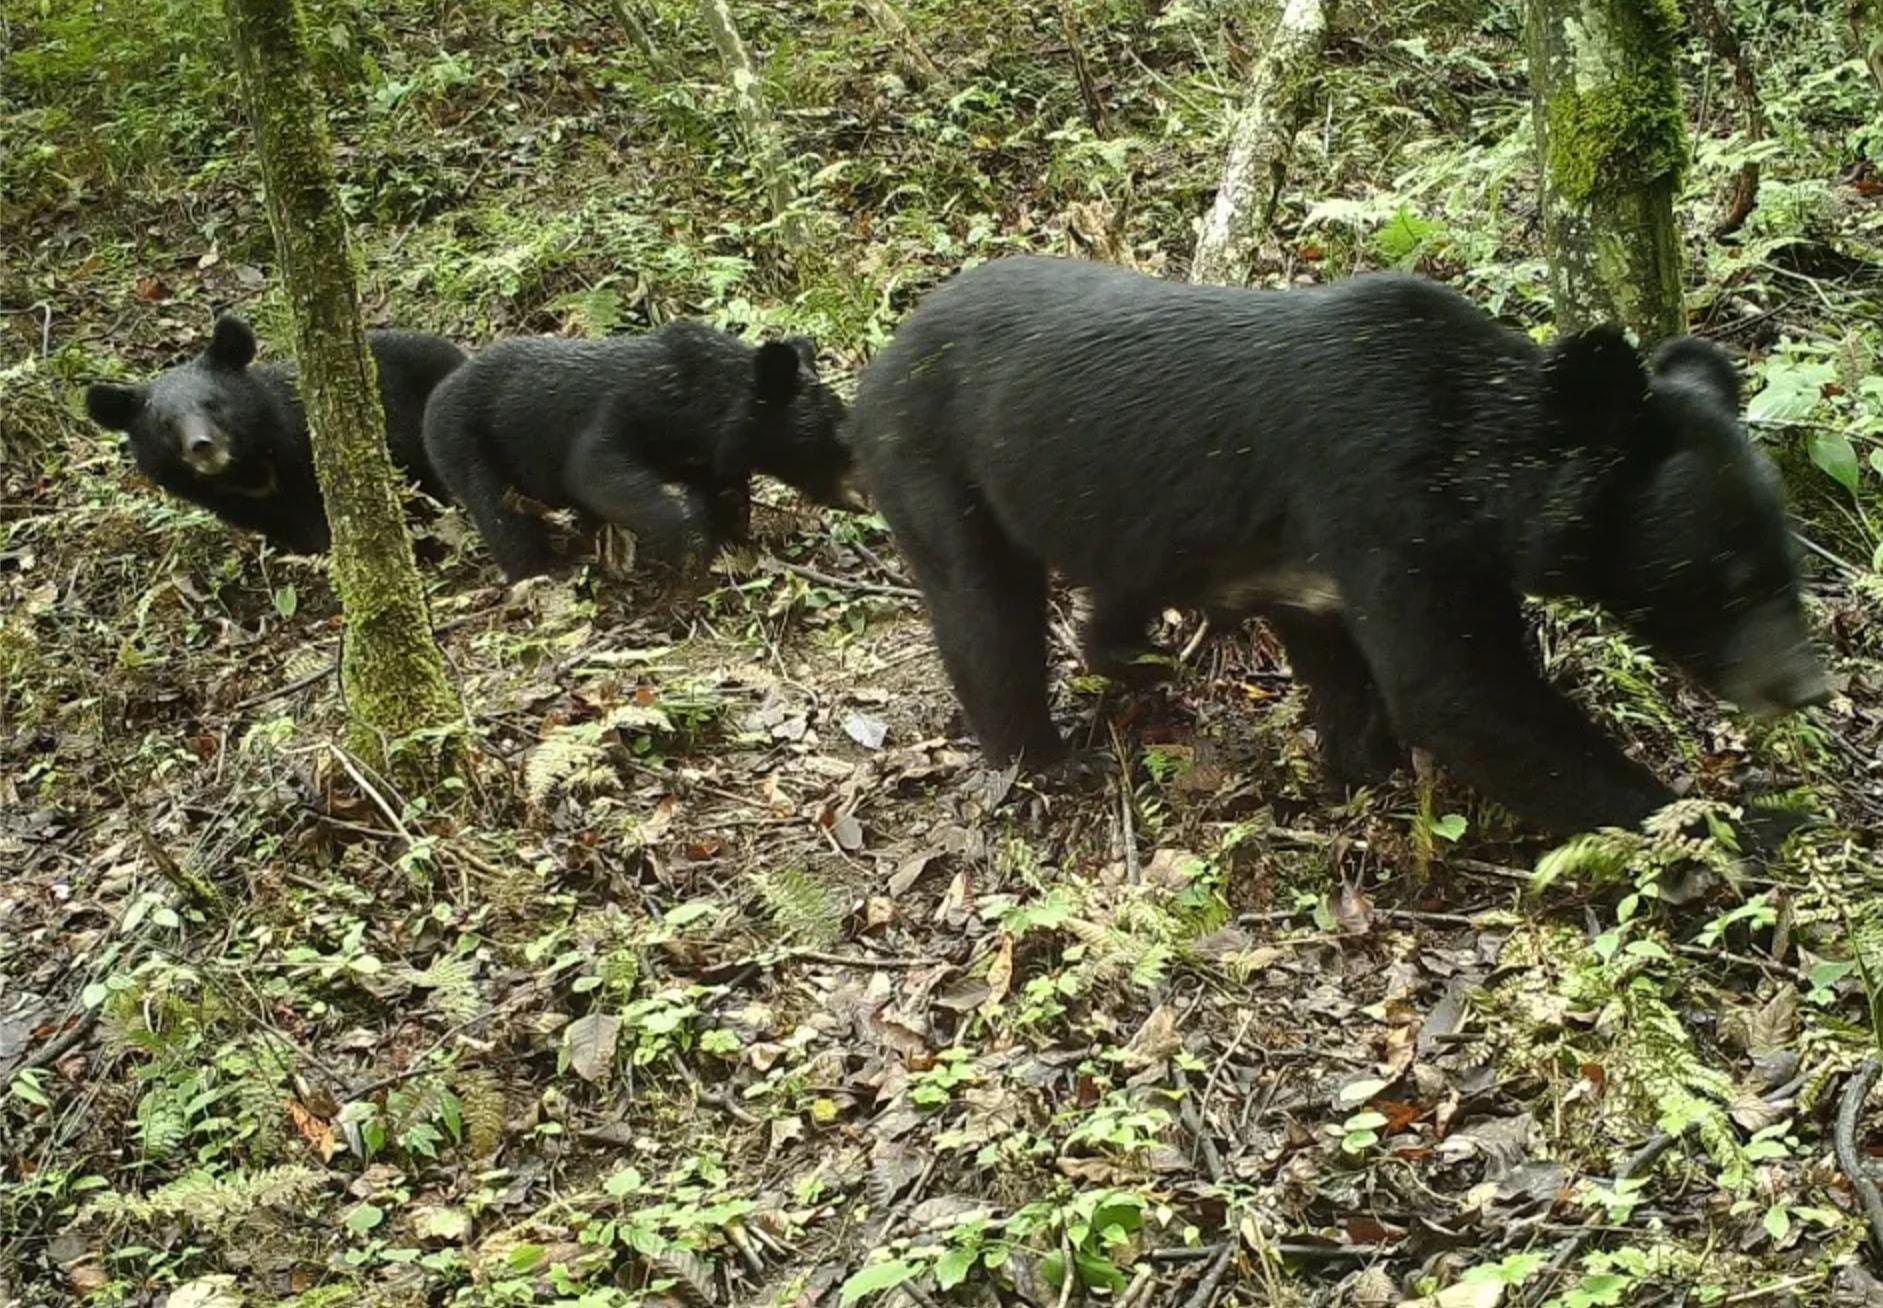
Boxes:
[1190,0,1336,287]
[1525,0,1685,343]
[697,0,806,250]
[225,0,464,781]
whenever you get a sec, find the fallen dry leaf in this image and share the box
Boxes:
[562,1013,621,1084]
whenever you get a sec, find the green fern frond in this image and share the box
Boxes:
[1843,898,1883,1042]
[1531,799,1745,896]
[406,955,482,1022]
[1130,944,1172,990]
[1615,979,1747,1187]
[755,865,848,947]
[456,1068,508,1157]
[601,702,673,736]
[525,723,614,804]
[134,1081,194,1156]
[85,1164,329,1230]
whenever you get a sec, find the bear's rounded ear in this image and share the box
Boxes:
[1649,336,1741,408]
[1542,325,1653,440]
[754,340,804,403]
[85,382,146,432]
[207,315,258,371]
[785,335,820,376]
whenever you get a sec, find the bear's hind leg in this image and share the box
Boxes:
[1081,595,1173,687]
[1265,608,1404,789]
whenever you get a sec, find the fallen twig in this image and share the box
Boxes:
[1177,1242,1234,1308]
[767,557,921,599]
[10,1007,100,1078]
[1112,723,1140,884]
[1836,1054,1883,1259]
[785,949,944,969]
[1174,1064,1226,1183]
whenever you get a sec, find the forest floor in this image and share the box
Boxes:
[6,1,1883,1306]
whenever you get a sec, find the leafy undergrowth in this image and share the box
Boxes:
[7,0,1883,1305]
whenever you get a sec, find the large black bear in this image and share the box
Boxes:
[84,316,466,555]
[420,319,856,582]
[848,255,1829,838]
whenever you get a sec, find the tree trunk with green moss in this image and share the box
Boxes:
[225,0,464,780]
[1526,0,1685,343]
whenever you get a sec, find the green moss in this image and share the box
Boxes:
[1542,0,1685,205]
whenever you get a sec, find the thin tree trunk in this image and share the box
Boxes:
[1058,0,1111,136]
[1688,0,1766,238]
[1525,0,1685,343]
[1852,0,1883,100]
[857,0,942,85]
[612,0,679,79]
[697,0,806,250]
[1190,0,1335,287]
[224,0,464,779]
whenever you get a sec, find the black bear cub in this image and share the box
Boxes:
[84,316,466,555]
[420,319,856,582]
[849,255,1828,839]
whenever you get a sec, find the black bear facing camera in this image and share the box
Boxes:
[848,254,1827,840]
[83,315,467,555]
[421,318,858,583]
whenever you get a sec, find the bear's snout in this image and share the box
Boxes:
[1717,598,1830,718]
[178,415,232,476]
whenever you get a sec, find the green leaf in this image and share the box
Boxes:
[934,1246,977,1291]
[1338,1078,1390,1108]
[507,1242,547,1272]
[664,899,718,927]
[1429,813,1468,842]
[602,1166,644,1198]
[1870,448,1883,478]
[1809,431,1861,495]
[1374,205,1442,265]
[1763,1204,1791,1241]
[1312,894,1338,933]
[1340,1128,1380,1154]
[343,1202,385,1235]
[1747,358,1834,424]
[1567,1272,1631,1306]
[274,584,298,619]
[1807,959,1856,991]
[1074,1250,1129,1293]
[1090,1195,1146,1237]
[9,1073,51,1108]
[839,1259,920,1305]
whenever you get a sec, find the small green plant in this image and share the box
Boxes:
[910,1047,980,1107]
[1334,1110,1389,1155]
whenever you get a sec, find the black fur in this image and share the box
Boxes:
[848,255,1827,837]
[420,320,855,581]
[84,316,466,555]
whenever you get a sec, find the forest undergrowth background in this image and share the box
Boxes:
[5,0,1883,1303]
